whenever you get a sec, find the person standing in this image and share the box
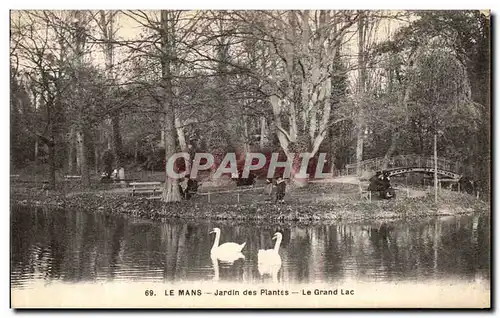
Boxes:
[264,178,273,196]
[275,177,286,204]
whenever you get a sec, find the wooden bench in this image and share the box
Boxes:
[130,182,162,197]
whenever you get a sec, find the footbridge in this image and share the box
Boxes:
[345,154,465,180]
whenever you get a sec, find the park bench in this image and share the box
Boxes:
[129,182,162,197]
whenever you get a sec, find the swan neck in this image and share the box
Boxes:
[211,231,220,251]
[273,236,282,252]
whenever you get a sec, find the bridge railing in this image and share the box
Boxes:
[345,154,462,176]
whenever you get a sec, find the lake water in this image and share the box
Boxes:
[11,205,490,288]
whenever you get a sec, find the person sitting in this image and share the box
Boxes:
[102,150,114,180]
[368,172,395,199]
[380,172,395,199]
[247,171,256,186]
[368,172,383,192]
[100,171,112,183]
[178,183,185,198]
[381,173,391,190]
[177,177,188,198]
[236,170,257,186]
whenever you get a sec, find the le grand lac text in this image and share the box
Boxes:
[163,288,354,296]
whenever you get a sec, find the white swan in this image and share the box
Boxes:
[258,232,283,257]
[210,228,246,263]
[258,232,282,281]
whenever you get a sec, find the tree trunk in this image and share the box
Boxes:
[259,116,267,149]
[134,140,139,164]
[328,146,336,175]
[162,116,181,202]
[76,135,82,174]
[68,127,75,174]
[242,114,250,153]
[10,82,20,169]
[98,10,124,182]
[111,113,123,168]
[355,11,366,177]
[47,141,56,189]
[94,143,100,174]
[356,126,364,176]
[41,95,56,189]
[77,130,90,186]
[107,127,112,150]
[161,10,181,203]
[175,116,187,152]
[382,131,399,169]
[72,11,89,184]
[111,113,125,186]
[101,10,122,167]
[381,58,412,170]
[269,96,291,156]
[34,139,39,163]
[175,116,189,174]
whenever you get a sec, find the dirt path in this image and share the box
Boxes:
[65,187,131,198]
[310,176,360,185]
[311,176,429,198]
[61,175,429,202]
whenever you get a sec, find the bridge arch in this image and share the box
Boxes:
[345,154,465,180]
[379,167,461,180]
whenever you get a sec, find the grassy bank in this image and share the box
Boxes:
[11,181,488,223]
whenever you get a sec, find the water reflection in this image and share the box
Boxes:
[11,205,490,288]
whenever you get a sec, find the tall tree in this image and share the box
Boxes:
[11,11,75,188]
[71,11,92,186]
[159,10,182,202]
[120,10,206,202]
[232,11,358,180]
[97,11,124,177]
[377,10,490,194]
[354,11,367,176]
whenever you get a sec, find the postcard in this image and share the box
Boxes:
[10,9,491,309]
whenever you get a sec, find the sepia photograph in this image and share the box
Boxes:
[9,9,491,309]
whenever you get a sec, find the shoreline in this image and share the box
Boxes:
[10,186,488,224]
